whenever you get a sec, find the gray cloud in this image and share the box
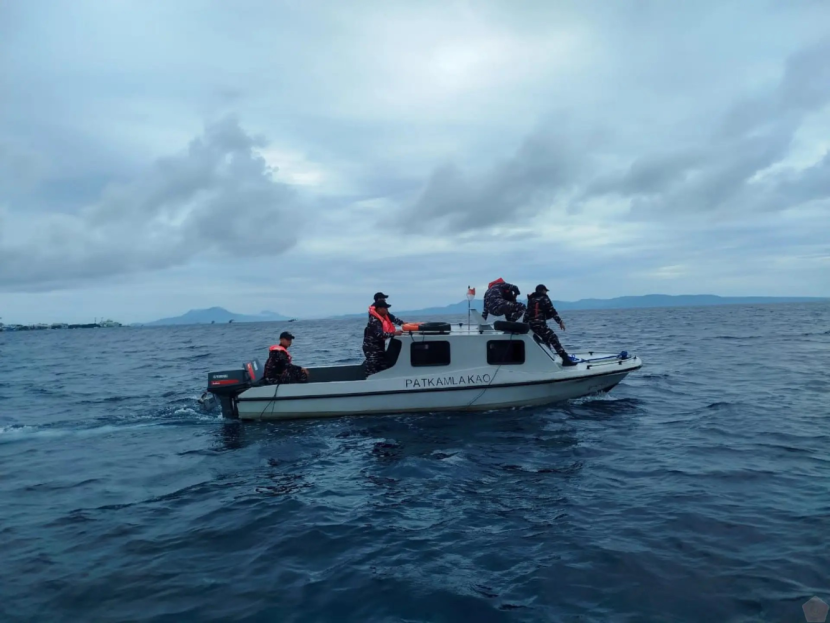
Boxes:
[1,1,829,322]
[0,140,45,198]
[583,39,830,217]
[400,38,830,233]
[403,126,587,232]
[0,117,300,291]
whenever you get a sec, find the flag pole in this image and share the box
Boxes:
[467,285,471,328]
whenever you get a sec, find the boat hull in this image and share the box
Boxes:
[235,366,636,421]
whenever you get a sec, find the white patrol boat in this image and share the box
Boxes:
[205,312,642,421]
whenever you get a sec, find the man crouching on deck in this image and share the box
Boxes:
[363,300,402,375]
[482,278,526,322]
[264,331,309,384]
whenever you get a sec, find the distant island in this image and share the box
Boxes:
[143,307,292,326]
[331,294,828,318]
[125,295,829,327]
[1,319,122,332]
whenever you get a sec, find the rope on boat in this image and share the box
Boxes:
[256,384,280,420]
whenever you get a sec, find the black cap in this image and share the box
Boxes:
[374,300,391,308]
[279,331,295,340]
[373,292,389,301]
[535,284,549,294]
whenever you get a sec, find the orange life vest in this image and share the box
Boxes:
[269,344,291,362]
[368,306,396,333]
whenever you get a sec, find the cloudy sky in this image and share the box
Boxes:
[1,0,829,323]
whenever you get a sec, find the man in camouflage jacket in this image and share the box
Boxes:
[524,285,577,366]
[263,331,310,384]
[363,300,401,375]
[370,291,405,326]
[482,278,526,322]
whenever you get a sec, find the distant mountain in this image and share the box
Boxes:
[544,294,830,309]
[145,307,292,326]
[144,295,827,325]
[544,294,827,311]
[334,294,827,318]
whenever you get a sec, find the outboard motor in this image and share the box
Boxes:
[206,359,263,418]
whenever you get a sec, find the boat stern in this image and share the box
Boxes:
[205,360,264,418]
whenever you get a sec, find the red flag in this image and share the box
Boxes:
[466,286,475,300]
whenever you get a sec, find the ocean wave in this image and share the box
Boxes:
[2,302,829,622]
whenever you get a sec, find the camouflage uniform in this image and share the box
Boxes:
[523,293,570,360]
[482,282,527,322]
[363,315,397,375]
[263,349,309,384]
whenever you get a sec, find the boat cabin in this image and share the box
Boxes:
[301,318,559,384]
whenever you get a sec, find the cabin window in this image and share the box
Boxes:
[487,340,525,365]
[410,341,451,367]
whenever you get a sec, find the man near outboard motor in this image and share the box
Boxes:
[524,284,577,366]
[371,292,405,327]
[482,278,527,322]
[264,331,310,384]
[363,300,402,375]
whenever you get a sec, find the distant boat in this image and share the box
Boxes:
[229,319,234,323]
[288,319,296,323]
[99,319,122,328]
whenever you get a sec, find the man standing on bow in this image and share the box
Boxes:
[482,278,526,322]
[524,284,577,366]
[363,300,402,375]
[370,292,405,327]
[264,331,310,384]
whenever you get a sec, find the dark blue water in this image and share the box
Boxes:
[2,303,829,622]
